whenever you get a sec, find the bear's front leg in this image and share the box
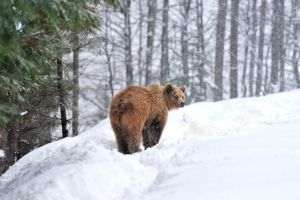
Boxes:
[142,126,154,149]
[143,116,166,149]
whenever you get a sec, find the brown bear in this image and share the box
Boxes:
[109,84,186,154]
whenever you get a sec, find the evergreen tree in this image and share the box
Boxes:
[0,0,116,172]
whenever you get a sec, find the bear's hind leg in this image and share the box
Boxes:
[127,140,141,154]
[112,125,130,154]
[116,109,146,154]
[127,128,143,154]
[114,127,140,154]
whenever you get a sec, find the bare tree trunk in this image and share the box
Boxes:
[279,0,285,92]
[122,0,133,86]
[160,0,170,84]
[270,0,281,92]
[104,6,114,97]
[0,128,7,174]
[263,44,271,94]
[145,0,157,85]
[107,52,114,97]
[72,33,79,136]
[57,54,68,138]
[195,0,206,101]
[248,0,257,97]
[6,124,19,167]
[255,0,266,96]
[181,0,192,88]
[292,0,300,88]
[229,0,240,98]
[242,0,250,97]
[138,0,144,85]
[214,0,227,101]
[292,42,300,88]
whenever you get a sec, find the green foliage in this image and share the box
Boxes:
[0,0,115,127]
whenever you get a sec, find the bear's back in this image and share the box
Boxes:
[145,84,168,115]
[110,86,151,117]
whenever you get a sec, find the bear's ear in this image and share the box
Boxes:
[180,86,185,93]
[164,84,173,95]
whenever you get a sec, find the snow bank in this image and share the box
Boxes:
[0,121,157,200]
[1,90,300,200]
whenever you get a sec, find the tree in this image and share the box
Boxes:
[195,0,207,101]
[248,0,258,97]
[263,45,271,93]
[292,0,300,88]
[72,33,80,136]
[270,0,283,92]
[103,6,115,97]
[255,0,266,96]
[229,0,240,98]
[6,122,19,166]
[145,0,157,85]
[241,0,251,97]
[160,0,170,84]
[121,0,133,86]
[181,0,192,88]
[279,0,285,92]
[138,0,145,85]
[0,128,7,173]
[0,0,116,173]
[214,0,227,101]
[57,52,68,138]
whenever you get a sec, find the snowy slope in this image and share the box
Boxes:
[1,90,300,200]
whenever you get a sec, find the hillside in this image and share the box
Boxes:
[1,90,300,200]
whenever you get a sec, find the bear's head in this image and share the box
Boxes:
[163,84,186,110]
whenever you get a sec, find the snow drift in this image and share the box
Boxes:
[1,90,300,200]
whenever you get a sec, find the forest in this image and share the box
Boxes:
[0,0,299,175]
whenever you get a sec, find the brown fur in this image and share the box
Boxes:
[109,84,186,154]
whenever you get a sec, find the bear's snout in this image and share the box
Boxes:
[180,102,185,107]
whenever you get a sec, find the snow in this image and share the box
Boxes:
[1,90,300,200]
[0,150,4,158]
[20,111,28,116]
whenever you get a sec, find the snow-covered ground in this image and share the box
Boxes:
[1,90,300,200]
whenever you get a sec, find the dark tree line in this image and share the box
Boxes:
[0,0,116,174]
